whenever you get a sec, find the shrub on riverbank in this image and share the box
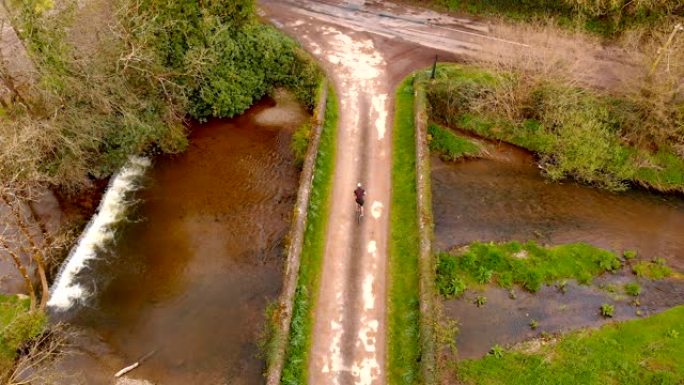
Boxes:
[0,295,46,377]
[427,64,684,192]
[428,123,480,161]
[436,241,622,297]
[1,0,321,192]
[455,305,684,384]
[408,0,683,36]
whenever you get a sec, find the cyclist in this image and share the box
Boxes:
[354,182,365,218]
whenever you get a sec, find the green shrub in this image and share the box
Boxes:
[632,259,672,279]
[291,122,312,167]
[3,0,321,190]
[624,282,642,297]
[600,303,615,317]
[623,250,638,260]
[428,123,480,160]
[0,295,47,372]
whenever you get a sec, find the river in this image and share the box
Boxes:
[49,92,307,384]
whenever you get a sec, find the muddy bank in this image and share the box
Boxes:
[445,273,684,359]
[48,93,307,384]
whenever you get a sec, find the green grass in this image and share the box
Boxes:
[455,305,684,385]
[280,86,338,385]
[624,282,642,297]
[427,63,684,192]
[406,0,682,37]
[0,295,46,376]
[388,76,421,384]
[436,241,622,296]
[428,122,480,161]
[632,259,673,280]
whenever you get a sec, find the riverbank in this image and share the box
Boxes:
[454,305,684,384]
[427,64,684,193]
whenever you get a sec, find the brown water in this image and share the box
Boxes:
[432,142,684,360]
[432,148,684,271]
[51,93,307,384]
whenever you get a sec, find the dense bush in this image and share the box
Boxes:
[1,0,321,191]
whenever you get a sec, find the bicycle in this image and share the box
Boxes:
[355,201,364,224]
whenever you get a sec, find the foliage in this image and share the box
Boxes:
[456,306,684,385]
[436,241,622,297]
[291,123,313,168]
[281,87,337,385]
[388,76,421,385]
[415,0,683,36]
[427,64,684,192]
[428,123,480,160]
[529,320,539,330]
[600,303,615,317]
[1,0,321,192]
[632,259,673,279]
[489,344,504,358]
[257,300,281,371]
[623,250,638,260]
[0,295,47,375]
[624,282,642,297]
[475,296,487,307]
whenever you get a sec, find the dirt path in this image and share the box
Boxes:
[258,1,641,384]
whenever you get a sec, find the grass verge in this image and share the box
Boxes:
[428,122,480,161]
[455,305,684,384]
[436,241,623,297]
[280,86,338,385]
[0,295,46,377]
[428,64,684,192]
[399,0,683,37]
[389,76,421,384]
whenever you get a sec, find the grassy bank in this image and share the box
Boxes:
[0,295,46,380]
[389,76,422,384]
[428,123,480,161]
[455,305,684,384]
[280,86,338,385]
[404,0,683,36]
[436,241,624,297]
[427,64,684,192]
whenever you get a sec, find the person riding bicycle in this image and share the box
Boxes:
[354,182,365,218]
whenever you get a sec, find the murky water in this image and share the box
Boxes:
[51,93,307,384]
[432,147,684,271]
[432,142,684,359]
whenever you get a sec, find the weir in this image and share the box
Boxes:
[47,156,151,310]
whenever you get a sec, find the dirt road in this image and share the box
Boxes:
[257,1,639,384]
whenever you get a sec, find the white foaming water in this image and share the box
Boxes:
[48,156,151,310]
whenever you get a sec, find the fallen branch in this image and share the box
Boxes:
[114,349,157,378]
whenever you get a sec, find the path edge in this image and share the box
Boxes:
[266,80,329,385]
[414,73,437,385]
